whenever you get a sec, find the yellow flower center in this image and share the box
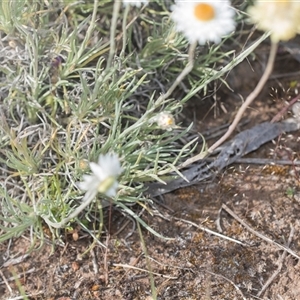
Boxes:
[98,176,115,194]
[166,117,174,125]
[194,3,215,21]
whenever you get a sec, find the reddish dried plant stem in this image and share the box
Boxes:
[208,42,278,153]
[271,93,300,123]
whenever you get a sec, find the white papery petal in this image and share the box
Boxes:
[105,181,119,198]
[171,1,235,45]
[122,0,149,7]
[98,153,123,177]
[248,1,300,42]
[78,153,122,198]
[90,162,106,181]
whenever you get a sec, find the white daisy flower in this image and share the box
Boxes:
[248,1,300,42]
[122,0,149,7]
[78,153,123,199]
[150,111,177,131]
[171,0,235,45]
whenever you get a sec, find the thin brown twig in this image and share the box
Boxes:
[60,242,69,256]
[0,268,35,286]
[103,234,110,285]
[90,247,99,275]
[208,42,279,153]
[0,269,12,293]
[221,204,300,260]
[119,253,143,282]
[6,292,44,300]
[113,263,178,279]
[205,270,247,300]
[271,94,300,123]
[2,253,30,268]
[173,216,247,246]
[257,226,294,297]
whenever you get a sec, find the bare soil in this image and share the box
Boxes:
[1,44,300,300]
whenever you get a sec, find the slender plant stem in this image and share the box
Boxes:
[77,0,99,61]
[120,5,130,59]
[155,41,197,106]
[207,42,278,153]
[137,221,157,300]
[106,0,121,71]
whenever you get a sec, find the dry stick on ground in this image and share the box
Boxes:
[6,292,44,300]
[2,253,30,268]
[90,247,99,275]
[205,270,247,300]
[0,268,37,285]
[207,42,278,154]
[113,263,178,280]
[0,269,12,294]
[103,234,110,285]
[152,208,244,246]
[173,217,247,246]
[221,204,300,260]
[257,226,295,297]
[118,253,143,282]
[0,268,35,286]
